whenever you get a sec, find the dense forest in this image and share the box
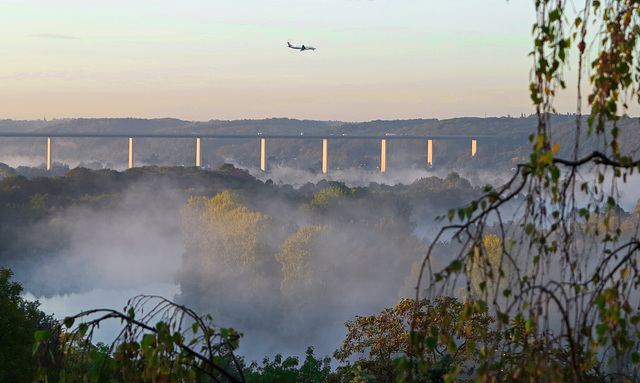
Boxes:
[3,158,640,381]
[0,161,499,381]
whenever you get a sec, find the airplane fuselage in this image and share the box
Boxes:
[287,42,316,51]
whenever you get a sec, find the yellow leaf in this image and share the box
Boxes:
[553,143,559,154]
[620,268,629,279]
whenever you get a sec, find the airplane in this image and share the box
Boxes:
[287,42,316,51]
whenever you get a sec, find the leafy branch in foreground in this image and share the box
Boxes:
[34,295,245,383]
[407,1,640,381]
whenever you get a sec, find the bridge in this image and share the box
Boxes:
[0,132,491,173]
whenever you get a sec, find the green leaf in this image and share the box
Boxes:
[496,311,510,324]
[545,151,554,164]
[525,318,535,332]
[64,316,75,328]
[525,224,535,234]
[141,333,156,349]
[549,9,561,22]
[448,260,463,273]
[34,330,50,342]
[192,322,200,334]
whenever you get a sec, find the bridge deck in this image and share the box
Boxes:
[0,132,492,140]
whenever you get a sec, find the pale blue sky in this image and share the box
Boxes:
[1,0,553,121]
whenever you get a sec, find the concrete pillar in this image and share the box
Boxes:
[471,139,477,156]
[260,138,266,171]
[322,138,328,174]
[46,137,51,170]
[128,137,133,169]
[196,138,201,167]
[380,139,386,173]
[427,139,433,167]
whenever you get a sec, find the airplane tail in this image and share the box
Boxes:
[287,42,292,47]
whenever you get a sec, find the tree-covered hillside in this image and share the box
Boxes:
[0,163,488,380]
[4,114,633,172]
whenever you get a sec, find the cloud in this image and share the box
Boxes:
[30,34,79,40]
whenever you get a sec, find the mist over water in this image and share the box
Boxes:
[6,181,184,350]
[9,181,184,293]
[2,165,459,362]
[9,160,639,365]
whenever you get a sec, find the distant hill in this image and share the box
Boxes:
[0,115,637,172]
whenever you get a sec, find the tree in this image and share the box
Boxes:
[242,347,331,383]
[0,267,56,382]
[305,185,353,211]
[179,191,273,285]
[465,234,514,301]
[410,1,640,381]
[275,226,331,293]
[335,297,500,382]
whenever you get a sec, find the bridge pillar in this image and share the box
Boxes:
[322,139,328,174]
[46,137,51,170]
[427,139,433,167]
[196,138,201,167]
[380,139,386,173]
[472,139,477,156]
[128,137,133,169]
[260,138,266,171]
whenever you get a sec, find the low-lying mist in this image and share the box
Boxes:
[7,181,184,295]
[5,160,640,366]
[0,163,503,363]
[250,164,512,190]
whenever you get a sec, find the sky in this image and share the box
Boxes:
[1,0,552,122]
